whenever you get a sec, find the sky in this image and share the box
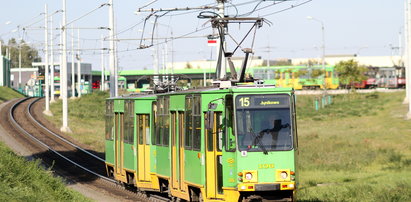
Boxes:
[0,0,405,71]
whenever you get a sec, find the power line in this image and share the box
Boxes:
[65,3,109,27]
[261,0,313,17]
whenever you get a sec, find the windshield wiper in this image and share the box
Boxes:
[249,128,268,155]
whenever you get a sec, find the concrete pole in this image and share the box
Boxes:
[18,43,21,88]
[101,34,105,91]
[43,4,52,116]
[404,0,410,104]
[162,44,166,81]
[171,30,174,82]
[109,0,118,97]
[77,28,81,98]
[61,0,71,133]
[71,24,75,98]
[153,23,159,85]
[407,0,411,119]
[59,23,63,99]
[50,15,55,103]
[217,0,226,80]
[114,31,119,92]
[321,22,326,91]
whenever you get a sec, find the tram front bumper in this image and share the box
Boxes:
[237,182,295,191]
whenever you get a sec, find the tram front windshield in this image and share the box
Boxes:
[235,95,293,152]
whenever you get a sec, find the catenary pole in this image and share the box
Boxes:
[217,0,226,80]
[71,24,75,98]
[404,0,410,104]
[407,0,411,119]
[59,23,63,100]
[77,28,81,98]
[50,15,56,103]
[43,4,52,116]
[101,34,105,91]
[61,0,71,133]
[18,42,21,88]
[109,0,117,97]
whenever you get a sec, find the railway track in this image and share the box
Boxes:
[3,98,170,202]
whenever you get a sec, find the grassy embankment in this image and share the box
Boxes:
[0,143,91,201]
[0,86,24,104]
[296,91,411,201]
[47,91,108,152]
[47,90,411,201]
[0,87,90,201]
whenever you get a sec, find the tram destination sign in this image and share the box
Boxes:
[236,95,290,109]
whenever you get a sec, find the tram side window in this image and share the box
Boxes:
[192,96,201,151]
[137,114,150,145]
[105,100,114,140]
[156,99,163,146]
[124,100,134,144]
[162,97,170,146]
[152,102,157,145]
[292,95,298,149]
[225,95,236,152]
[185,96,193,149]
[184,95,201,150]
[145,115,150,145]
[156,97,170,147]
[138,115,144,144]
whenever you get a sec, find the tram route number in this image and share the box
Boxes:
[239,97,250,107]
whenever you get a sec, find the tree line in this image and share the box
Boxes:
[1,38,41,68]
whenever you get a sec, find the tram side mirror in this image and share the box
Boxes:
[208,103,218,110]
[206,111,214,130]
[206,103,217,130]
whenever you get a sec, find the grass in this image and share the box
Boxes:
[0,142,91,201]
[296,91,411,201]
[0,86,24,103]
[47,91,108,152]
[46,90,411,201]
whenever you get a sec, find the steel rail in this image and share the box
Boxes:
[9,98,170,202]
[28,98,105,162]
[9,98,117,184]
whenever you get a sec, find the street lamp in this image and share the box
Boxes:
[306,16,326,90]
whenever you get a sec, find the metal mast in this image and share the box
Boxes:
[109,0,118,97]
[77,28,82,98]
[50,15,56,103]
[71,24,76,98]
[407,0,411,119]
[43,4,52,116]
[216,0,226,80]
[101,34,105,91]
[61,0,71,133]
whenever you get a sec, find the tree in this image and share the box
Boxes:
[1,38,41,68]
[335,59,367,88]
[185,62,193,69]
[311,69,325,78]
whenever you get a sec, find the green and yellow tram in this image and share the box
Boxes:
[105,84,298,201]
[252,65,339,90]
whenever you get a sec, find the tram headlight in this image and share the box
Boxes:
[276,169,291,182]
[242,170,258,182]
[280,171,288,179]
[245,173,253,180]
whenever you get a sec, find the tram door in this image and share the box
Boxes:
[115,113,126,179]
[205,112,224,199]
[171,112,187,192]
[137,114,151,182]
